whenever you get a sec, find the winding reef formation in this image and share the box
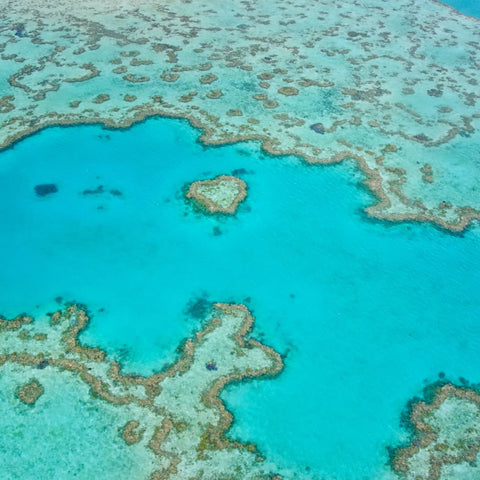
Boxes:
[0,303,284,479]
[0,0,479,231]
[186,175,247,214]
[391,383,480,480]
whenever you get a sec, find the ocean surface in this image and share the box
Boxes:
[0,115,479,479]
[440,0,480,17]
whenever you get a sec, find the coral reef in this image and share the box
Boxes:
[0,303,283,479]
[186,175,247,214]
[391,383,480,480]
[16,379,44,405]
[1,0,479,231]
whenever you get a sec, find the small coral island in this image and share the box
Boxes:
[186,175,247,214]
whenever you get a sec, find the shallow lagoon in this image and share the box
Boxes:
[0,117,480,478]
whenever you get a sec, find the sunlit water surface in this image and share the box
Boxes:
[0,116,479,478]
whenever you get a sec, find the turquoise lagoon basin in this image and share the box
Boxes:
[0,118,479,478]
[440,0,480,18]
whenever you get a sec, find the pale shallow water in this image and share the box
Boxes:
[0,117,480,478]
[0,363,157,480]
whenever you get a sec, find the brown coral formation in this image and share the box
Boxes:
[122,420,145,445]
[206,90,223,99]
[200,74,218,84]
[16,379,44,405]
[0,303,283,479]
[1,0,479,232]
[93,94,110,104]
[420,163,434,183]
[391,383,480,479]
[186,175,247,214]
[278,87,299,96]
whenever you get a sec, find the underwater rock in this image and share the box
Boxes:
[310,123,325,134]
[82,185,104,195]
[34,183,58,197]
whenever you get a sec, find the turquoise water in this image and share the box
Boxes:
[441,0,480,17]
[1,118,480,478]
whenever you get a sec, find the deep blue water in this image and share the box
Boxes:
[441,0,480,17]
[0,118,479,479]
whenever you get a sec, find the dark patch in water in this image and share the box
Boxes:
[54,296,63,304]
[280,348,291,360]
[184,297,211,320]
[413,133,431,142]
[237,149,252,157]
[15,24,26,37]
[213,226,222,236]
[83,185,123,197]
[37,360,49,369]
[83,185,104,195]
[232,167,254,175]
[310,123,325,134]
[206,361,217,371]
[117,346,131,361]
[34,184,58,197]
